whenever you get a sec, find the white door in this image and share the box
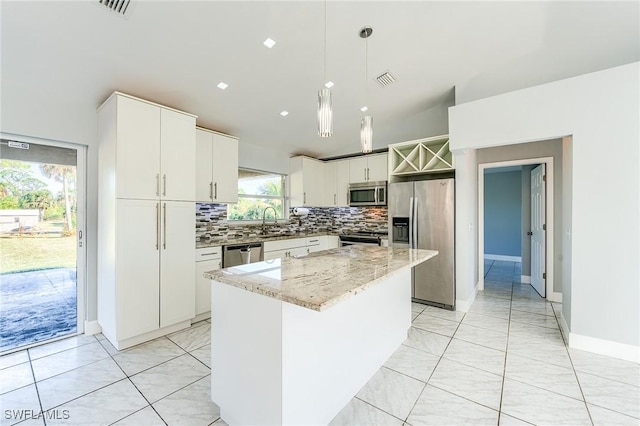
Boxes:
[335,160,350,206]
[324,162,337,206]
[116,199,160,340]
[531,164,546,297]
[349,157,368,183]
[367,153,389,182]
[211,133,239,203]
[160,109,196,202]
[116,96,160,200]
[160,201,196,327]
[195,129,214,202]
[196,259,220,315]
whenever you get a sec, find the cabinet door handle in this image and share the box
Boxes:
[156,174,160,196]
[201,252,220,257]
[307,248,310,254]
[209,182,213,200]
[303,192,306,204]
[364,168,366,181]
[367,168,370,180]
[162,174,167,196]
[214,182,218,200]
[334,194,336,205]
[155,203,159,250]
[163,203,167,249]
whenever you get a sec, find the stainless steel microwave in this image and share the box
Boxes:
[348,181,387,206]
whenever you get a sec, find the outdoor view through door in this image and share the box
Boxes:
[0,139,81,352]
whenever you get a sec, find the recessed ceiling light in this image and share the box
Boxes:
[217,82,228,90]
[325,81,334,88]
[280,111,289,117]
[263,38,276,48]
[360,106,368,112]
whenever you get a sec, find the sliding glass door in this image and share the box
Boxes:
[0,137,85,353]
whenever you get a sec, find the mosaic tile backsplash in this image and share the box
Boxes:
[196,203,388,243]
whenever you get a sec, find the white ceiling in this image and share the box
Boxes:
[1,1,638,159]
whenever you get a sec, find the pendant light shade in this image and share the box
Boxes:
[360,115,373,153]
[318,88,333,137]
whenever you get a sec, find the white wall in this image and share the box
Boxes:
[449,62,640,350]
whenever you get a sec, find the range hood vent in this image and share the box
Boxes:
[98,0,131,17]
[375,71,396,87]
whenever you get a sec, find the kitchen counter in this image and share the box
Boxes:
[208,245,438,425]
[204,245,437,311]
[196,230,339,249]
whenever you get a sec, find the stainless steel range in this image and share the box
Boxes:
[339,231,388,247]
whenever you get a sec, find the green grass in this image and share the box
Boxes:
[0,236,76,274]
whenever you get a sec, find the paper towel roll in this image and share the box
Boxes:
[292,207,309,216]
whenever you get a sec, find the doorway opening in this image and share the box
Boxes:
[478,157,561,302]
[0,137,86,353]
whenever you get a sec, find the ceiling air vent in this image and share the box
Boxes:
[375,71,396,87]
[98,0,131,17]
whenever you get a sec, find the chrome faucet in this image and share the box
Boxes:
[262,206,278,232]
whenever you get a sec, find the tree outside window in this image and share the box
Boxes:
[227,169,286,221]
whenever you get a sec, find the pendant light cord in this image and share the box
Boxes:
[365,34,368,107]
[323,0,327,84]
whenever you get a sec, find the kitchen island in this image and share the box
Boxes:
[205,245,438,425]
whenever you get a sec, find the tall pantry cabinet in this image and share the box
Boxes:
[97,92,197,350]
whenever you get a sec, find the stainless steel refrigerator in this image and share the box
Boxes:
[388,179,455,309]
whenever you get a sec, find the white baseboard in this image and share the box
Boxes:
[559,312,570,344]
[456,281,479,312]
[84,320,102,335]
[484,254,522,262]
[192,312,211,323]
[520,275,531,284]
[568,331,640,364]
[547,291,563,303]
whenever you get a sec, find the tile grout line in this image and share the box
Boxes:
[550,302,596,426]
[25,347,46,425]
[401,309,467,424]
[495,260,515,425]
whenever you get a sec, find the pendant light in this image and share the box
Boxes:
[360,26,373,153]
[318,0,333,137]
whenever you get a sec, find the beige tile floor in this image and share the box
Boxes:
[1,261,638,425]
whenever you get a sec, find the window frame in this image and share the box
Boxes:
[227,168,288,224]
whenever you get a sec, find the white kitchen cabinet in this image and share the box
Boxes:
[114,199,160,340]
[196,128,239,203]
[349,153,388,183]
[109,199,195,344]
[160,201,196,327]
[111,93,196,201]
[290,156,325,207]
[98,92,197,350]
[195,247,222,318]
[324,159,350,207]
[264,237,311,259]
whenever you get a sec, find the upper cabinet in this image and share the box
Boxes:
[324,159,350,207]
[388,135,453,177]
[290,156,325,207]
[349,152,388,183]
[196,128,239,203]
[109,94,196,201]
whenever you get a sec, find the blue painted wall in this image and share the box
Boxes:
[484,170,522,256]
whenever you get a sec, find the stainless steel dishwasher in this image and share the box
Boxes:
[223,243,264,267]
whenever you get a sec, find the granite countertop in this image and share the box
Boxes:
[196,231,340,249]
[204,245,438,311]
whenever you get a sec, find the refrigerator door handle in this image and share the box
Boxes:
[408,196,414,248]
[413,197,418,249]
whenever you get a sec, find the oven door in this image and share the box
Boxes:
[339,237,381,247]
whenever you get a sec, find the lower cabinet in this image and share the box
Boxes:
[195,247,222,318]
[263,236,340,260]
[98,199,195,350]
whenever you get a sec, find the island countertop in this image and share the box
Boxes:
[204,245,438,311]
